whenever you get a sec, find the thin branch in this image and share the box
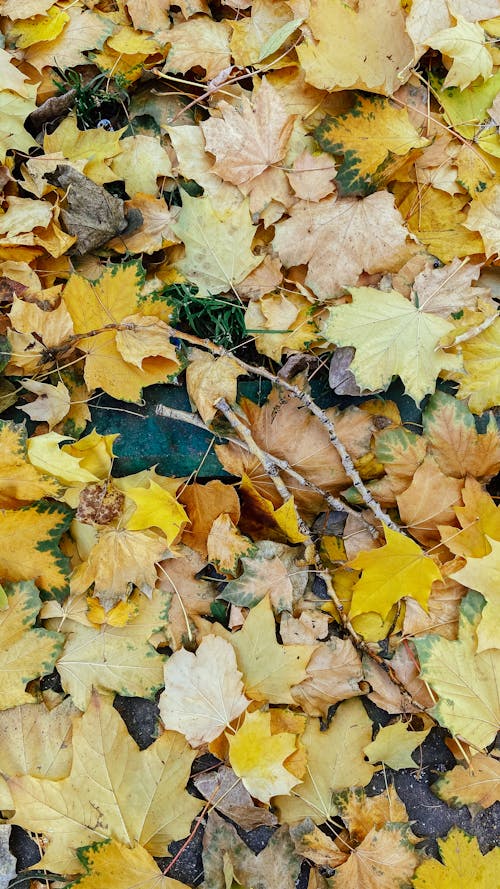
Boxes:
[168,327,402,534]
[155,403,378,535]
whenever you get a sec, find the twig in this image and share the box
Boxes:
[155,403,378,535]
[168,327,403,534]
[214,399,425,709]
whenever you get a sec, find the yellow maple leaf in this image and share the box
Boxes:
[62,262,180,401]
[244,292,318,362]
[8,5,69,48]
[230,0,294,67]
[239,475,308,545]
[66,839,189,889]
[6,693,202,873]
[160,635,249,747]
[394,184,485,261]
[428,18,493,90]
[297,0,413,95]
[439,477,500,559]
[432,752,500,812]
[201,78,295,187]
[0,421,62,504]
[0,500,72,598]
[0,86,38,163]
[412,826,500,889]
[348,524,442,620]
[23,7,115,71]
[363,720,431,769]
[163,17,231,81]
[329,823,419,889]
[0,697,78,781]
[125,480,188,545]
[274,699,374,824]
[44,114,125,185]
[315,95,428,196]
[450,537,500,652]
[173,193,262,296]
[465,183,500,257]
[70,527,168,610]
[414,591,500,748]
[323,287,462,405]
[185,350,243,426]
[228,709,299,804]
[454,315,500,413]
[0,581,63,709]
[110,135,172,197]
[27,432,99,486]
[0,196,52,239]
[215,595,314,704]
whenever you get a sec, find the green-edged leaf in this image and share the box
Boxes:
[0,500,73,599]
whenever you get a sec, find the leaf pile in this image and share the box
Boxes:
[0,0,499,887]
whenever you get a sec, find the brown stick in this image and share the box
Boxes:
[169,328,402,534]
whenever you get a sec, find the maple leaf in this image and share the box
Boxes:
[450,537,500,652]
[245,291,318,361]
[6,693,202,873]
[107,194,180,254]
[348,524,442,621]
[214,595,314,704]
[428,18,493,90]
[364,721,431,770]
[394,184,484,261]
[423,390,500,481]
[65,839,189,889]
[410,257,493,318]
[201,78,295,187]
[19,379,71,429]
[207,513,254,575]
[179,479,241,557]
[185,350,244,425]
[203,812,302,889]
[230,0,295,66]
[290,638,364,716]
[439,477,500,559]
[0,581,63,709]
[0,500,72,599]
[274,699,374,824]
[194,764,277,830]
[44,114,125,185]
[52,590,168,710]
[396,456,464,544]
[0,421,62,504]
[173,193,262,296]
[159,635,249,746]
[330,823,419,889]
[297,0,413,95]
[228,709,299,803]
[273,191,411,299]
[414,590,500,748]
[432,752,500,812]
[334,786,409,844]
[23,6,115,71]
[124,480,188,545]
[0,86,38,163]
[27,432,100,487]
[0,698,78,780]
[323,287,462,404]
[62,262,180,402]
[218,539,308,612]
[315,94,428,196]
[110,135,172,197]
[163,17,231,81]
[412,826,500,889]
[454,315,500,414]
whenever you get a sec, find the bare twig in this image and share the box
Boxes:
[155,403,378,535]
[168,327,402,534]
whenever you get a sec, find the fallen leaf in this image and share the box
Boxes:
[291,638,364,716]
[19,379,70,429]
[0,501,72,598]
[411,258,492,317]
[70,527,168,610]
[412,826,500,888]
[297,0,413,95]
[0,698,77,779]
[0,420,62,503]
[0,581,63,709]
[207,513,255,575]
[273,699,374,824]
[364,720,431,769]
[428,18,493,90]
[125,479,188,545]
[6,693,202,873]
[218,539,308,612]
[186,350,243,425]
[273,191,411,299]
[64,839,189,889]
[315,94,427,196]
[179,479,240,557]
[215,595,314,704]
[423,390,500,480]
[414,590,500,748]
[159,635,249,746]
[173,193,262,296]
[329,823,419,889]
[432,752,500,812]
[450,537,500,651]
[396,456,463,544]
[454,315,500,414]
[228,708,299,803]
[110,135,172,197]
[439,477,500,559]
[348,524,442,620]
[323,287,463,405]
[201,78,295,187]
[193,764,277,829]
